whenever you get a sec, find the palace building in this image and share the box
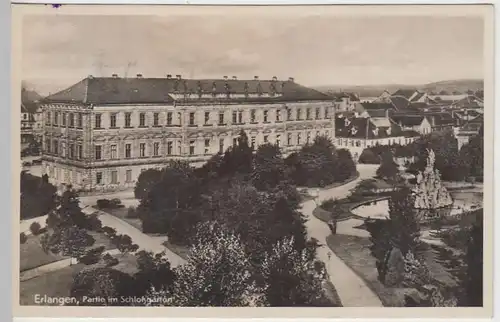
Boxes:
[40,74,336,192]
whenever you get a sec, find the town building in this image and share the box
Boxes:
[20,89,43,148]
[456,114,484,149]
[40,75,336,192]
[390,115,432,135]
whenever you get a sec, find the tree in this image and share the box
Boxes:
[71,267,136,306]
[134,168,163,201]
[259,237,332,306]
[164,222,257,306]
[251,143,287,191]
[365,218,392,282]
[20,171,57,220]
[388,187,423,257]
[29,222,42,235]
[459,212,483,306]
[335,149,357,181]
[358,148,381,164]
[133,250,176,296]
[111,234,139,256]
[20,232,27,244]
[217,130,254,177]
[459,128,484,180]
[42,225,95,260]
[376,151,399,182]
[78,246,106,265]
[139,161,202,241]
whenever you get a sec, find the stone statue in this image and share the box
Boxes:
[412,149,453,214]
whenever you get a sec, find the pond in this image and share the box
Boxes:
[351,191,483,221]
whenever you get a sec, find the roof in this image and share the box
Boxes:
[391,89,417,99]
[391,115,426,127]
[389,96,410,110]
[410,92,425,102]
[451,95,484,108]
[459,115,484,133]
[426,112,455,126]
[335,115,403,139]
[360,102,395,111]
[42,76,332,105]
[409,102,428,110]
[370,117,392,128]
[366,109,389,118]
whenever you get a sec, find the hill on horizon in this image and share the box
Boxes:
[315,79,484,97]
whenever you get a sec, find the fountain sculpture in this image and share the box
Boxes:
[411,149,453,220]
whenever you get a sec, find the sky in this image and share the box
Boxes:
[21,14,484,95]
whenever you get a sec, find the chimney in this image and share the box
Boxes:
[254,76,259,81]
[112,74,118,78]
[232,76,237,80]
[166,74,172,80]
[136,74,143,78]
[272,76,278,81]
[223,76,228,80]
[288,77,294,82]
[88,75,94,79]
[176,75,182,80]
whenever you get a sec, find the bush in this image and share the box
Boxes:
[103,253,119,267]
[20,232,27,244]
[29,222,42,236]
[126,206,138,219]
[101,226,117,238]
[96,199,111,209]
[78,246,106,265]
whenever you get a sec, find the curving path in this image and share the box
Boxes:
[300,164,383,307]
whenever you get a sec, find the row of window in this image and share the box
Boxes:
[95,170,132,185]
[45,107,332,129]
[45,130,332,160]
[335,137,416,147]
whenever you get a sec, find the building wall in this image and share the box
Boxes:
[334,136,418,162]
[41,100,335,192]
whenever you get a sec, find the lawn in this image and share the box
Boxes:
[326,234,405,307]
[104,206,143,232]
[162,240,190,260]
[20,231,115,272]
[19,263,85,306]
[20,235,65,272]
[316,193,391,223]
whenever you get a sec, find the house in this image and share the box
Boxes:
[355,102,395,117]
[20,88,43,147]
[450,95,484,109]
[456,115,484,149]
[335,114,419,162]
[390,115,432,135]
[333,92,361,111]
[372,89,435,111]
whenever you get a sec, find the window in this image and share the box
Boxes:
[297,133,302,145]
[325,107,330,119]
[69,144,75,159]
[23,114,27,120]
[167,112,173,126]
[61,142,66,158]
[219,138,225,153]
[111,171,118,184]
[204,139,210,154]
[238,111,243,124]
[287,133,292,146]
[95,114,102,129]
[46,139,51,153]
[264,135,269,143]
[153,142,160,156]
[276,110,281,122]
[306,108,311,120]
[126,170,132,183]
[178,141,182,155]
[263,110,269,123]
[110,145,117,159]
[204,112,210,125]
[316,131,320,137]
[189,112,195,126]
[276,135,281,147]
[306,132,311,143]
[232,111,237,124]
[139,113,146,127]
[53,139,59,155]
[69,113,74,127]
[46,111,51,125]
[287,109,292,121]
[125,113,132,127]
[139,143,146,157]
[110,113,117,128]
[189,140,195,155]
[153,113,159,126]
[296,109,302,120]
[125,144,131,158]
[218,112,225,125]
[77,144,83,159]
[251,136,256,149]
[316,107,321,119]
[77,113,83,128]
[167,141,173,155]
[53,112,59,126]
[233,138,238,146]
[96,172,102,185]
[62,113,67,126]
[95,145,102,160]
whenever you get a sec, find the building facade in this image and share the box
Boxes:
[40,75,336,192]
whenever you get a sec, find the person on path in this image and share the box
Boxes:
[327,252,332,260]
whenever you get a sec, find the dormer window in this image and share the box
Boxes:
[350,127,358,136]
[257,82,263,97]
[270,82,277,97]
[372,128,379,136]
[212,82,217,98]
[344,118,351,127]
[224,82,231,98]
[244,82,249,98]
[173,80,179,92]
[197,81,203,98]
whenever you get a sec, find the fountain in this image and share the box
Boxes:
[411,149,453,221]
